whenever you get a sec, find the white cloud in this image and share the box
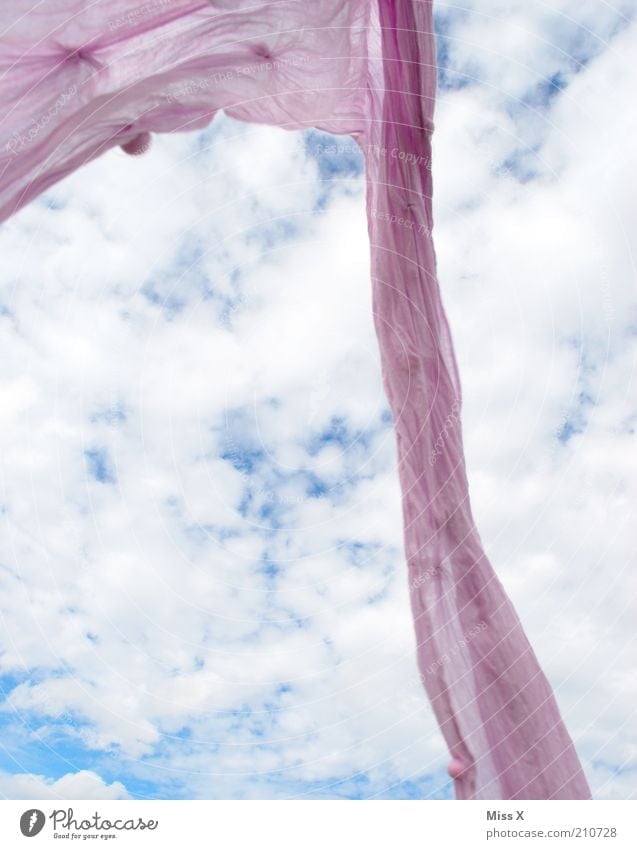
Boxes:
[0,770,129,800]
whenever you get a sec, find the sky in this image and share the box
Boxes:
[0,0,635,800]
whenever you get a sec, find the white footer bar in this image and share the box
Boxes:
[1,800,635,848]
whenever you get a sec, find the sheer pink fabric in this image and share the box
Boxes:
[0,0,590,799]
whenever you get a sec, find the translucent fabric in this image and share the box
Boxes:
[0,0,590,799]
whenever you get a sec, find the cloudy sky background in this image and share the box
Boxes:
[0,0,635,799]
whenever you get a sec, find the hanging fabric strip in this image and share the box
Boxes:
[364,0,590,800]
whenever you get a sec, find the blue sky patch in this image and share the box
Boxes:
[84,448,116,484]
